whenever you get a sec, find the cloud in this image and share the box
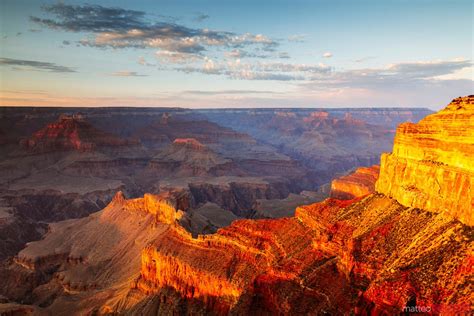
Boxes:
[31,3,278,56]
[323,52,332,58]
[111,71,147,77]
[227,71,303,81]
[303,59,472,91]
[279,52,290,59]
[288,34,306,43]
[155,50,202,63]
[224,49,270,59]
[62,40,71,45]
[0,57,76,73]
[177,60,329,80]
[138,56,156,66]
[193,13,210,22]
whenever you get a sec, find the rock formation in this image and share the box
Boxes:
[21,114,139,152]
[376,96,473,225]
[330,165,380,200]
[149,138,232,176]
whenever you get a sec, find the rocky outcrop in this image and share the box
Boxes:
[110,191,185,225]
[330,165,380,200]
[21,114,139,152]
[376,96,474,225]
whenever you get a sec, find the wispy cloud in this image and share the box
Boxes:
[178,59,330,80]
[111,71,147,77]
[224,49,270,59]
[193,13,210,22]
[322,52,332,58]
[288,34,306,43]
[138,56,155,66]
[302,59,473,91]
[0,57,76,73]
[155,50,202,64]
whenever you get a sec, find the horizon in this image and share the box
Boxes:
[0,0,472,109]
[0,104,437,110]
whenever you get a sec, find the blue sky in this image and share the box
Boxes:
[0,0,472,108]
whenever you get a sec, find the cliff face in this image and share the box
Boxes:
[376,96,474,225]
[330,165,380,200]
[133,195,472,314]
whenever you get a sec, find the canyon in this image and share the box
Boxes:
[0,106,429,260]
[1,99,471,315]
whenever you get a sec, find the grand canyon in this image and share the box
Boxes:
[0,96,472,315]
[1,1,472,315]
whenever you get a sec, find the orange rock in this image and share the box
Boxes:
[111,191,184,225]
[330,165,380,199]
[376,96,474,225]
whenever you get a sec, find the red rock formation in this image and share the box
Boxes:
[21,114,139,152]
[132,193,472,314]
[172,138,206,150]
[330,165,380,199]
[376,96,474,225]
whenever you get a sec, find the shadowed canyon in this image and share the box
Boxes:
[0,97,472,315]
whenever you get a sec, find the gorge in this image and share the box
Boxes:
[0,96,471,314]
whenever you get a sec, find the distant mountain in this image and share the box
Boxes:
[21,114,139,153]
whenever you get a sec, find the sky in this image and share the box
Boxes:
[0,0,472,109]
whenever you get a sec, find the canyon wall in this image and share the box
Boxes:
[376,96,474,225]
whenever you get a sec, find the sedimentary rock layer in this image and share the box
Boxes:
[133,195,472,314]
[330,165,380,199]
[376,96,474,225]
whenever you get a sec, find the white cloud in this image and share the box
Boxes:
[323,52,333,58]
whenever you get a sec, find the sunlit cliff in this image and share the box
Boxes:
[376,95,473,225]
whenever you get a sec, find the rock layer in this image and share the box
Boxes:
[376,96,474,225]
[131,195,472,314]
[330,165,380,199]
